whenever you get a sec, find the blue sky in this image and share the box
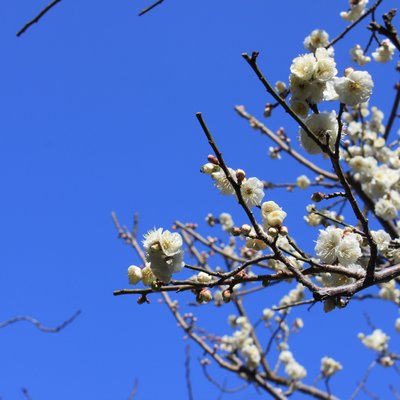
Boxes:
[0,1,399,399]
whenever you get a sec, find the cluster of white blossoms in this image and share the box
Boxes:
[201,163,265,208]
[379,280,400,304]
[221,316,261,369]
[340,0,369,22]
[303,29,331,53]
[289,47,337,110]
[358,329,390,352]
[350,44,371,66]
[315,226,362,266]
[320,356,343,377]
[278,284,305,310]
[141,228,184,283]
[343,104,400,222]
[372,39,396,63]
[278,350,307,380]
[261,201,287,228]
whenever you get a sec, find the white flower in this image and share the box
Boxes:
[201,163,220,175]
[375,198,398,221]
[371,230,391,252]
[372,39,396,63]
[304,29,330,52]
[127,265,143,285]
[197,271,213,284]
[290,53,316,81]
[350,44,371,66]
[143,228,184,283]
[290,97,309,118]
[160,230,183,257]
[336,234,362,266]
[266,210,287,227]
[262,308,275,321]
[261,201,281,217]
[279,350,294,364]
[219,213,234,232]
[212,167,237,195]
[315,226,343,264]
[297,175,311,189]
[299,112,338,154]
[289,74,313,100]
[285,360,307,380]
[240,177,265,207]
[314,48,337,81]
[321,357,342,377]
[142,264,156,286]
[340,0,369,22]
[358,329,390,352]
[334,70,373,106]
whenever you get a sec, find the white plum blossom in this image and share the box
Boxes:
[321,357,343,377]
[340,0,369,22]
[266,210,287,227]
[143,228,184,283]
[291,53,316,81]
[212,167,237,195]
[141,264,156,286]
[196,271,213,284]
[303,29,330,52]
[290,97,309,118]
[279,350,307,380]
[379,280,400,304]
[219,212,234,232]
[315,226,362,266]
[375,198,397,221]
[372,39,396,63]
[371,230,391,252]
[297,175,311,189]
[299,111,338,155]
[350,44,371,65]
[395,318,400,333]
[240,177,265,207]
[127,265,143,285]
[358,329,390,352]
[334,70,373,106]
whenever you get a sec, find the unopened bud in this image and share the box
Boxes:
[201,163,219,174]
[231,227,241,236]
[222,289,232,303]
[196,289,213,303]
[344,67,354,77]
[207,154,219,165]
[279,226,288,236]
[379,356,394,367]
[137,294,149,305]
[264,104,272,118]
[311,192,325,202]
[236,169,246,182]
[240,224,252,235]
[268,227,279,237]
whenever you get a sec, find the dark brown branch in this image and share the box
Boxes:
[326,0,384,48]
[138,0,164,16]
[0,310,81,332]
[384,82,400,140]
[368,9,400,51]
[17,0,62,37]
[22,388,32,400]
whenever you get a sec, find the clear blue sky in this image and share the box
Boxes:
[0,1,399,399]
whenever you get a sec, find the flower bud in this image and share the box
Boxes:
[266,210,287,227]
[207,154,219,165]
[236,169,246,182]
[279,226,289,236]
[231,227,242,236]
[344,67,354,77]
[311,192,325,202]
[222,289,232,303]
[240,224,252,235]
[201,163,219,174]
[196,288,213,303]
[379,356,394,367]
[127,265,142,285]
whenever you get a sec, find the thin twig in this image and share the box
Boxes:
[384,82,400,140]
[0,310,81,332]
[185,345,195,400]
[17,0,62,37]
[127,379,139,400]
[21,388,32,400]
[138,0,164,16]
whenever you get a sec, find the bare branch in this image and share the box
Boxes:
[127,379,139,400]
[0,310,81,332]
[185,345,195,400]
[17,0,62,37]
[139,0,165,17]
